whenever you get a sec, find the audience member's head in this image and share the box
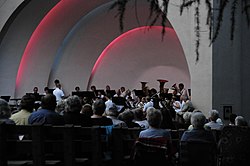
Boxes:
[92,99,106,116]
[146,107,162,128]
[65,95,82,114]
[229,113,237,125]
[191,112,206,129]
[235,116,248,127]
[81,104,93,117]
[183,112,192,124]
[105,104,119,117]
[118,109,135,123]
[133,108,145,121]
[20,94,35,112]
[56,99,65,114]
[208,109,219,122]
[0,98,12,119]
[41,94,57,111]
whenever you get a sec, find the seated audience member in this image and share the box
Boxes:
[133,108,149,129]
[80,104,93,117]
[10,94,35,125]
[134,107,173,165]
[0,98,15,124]
[105,104,127,127]
[28,94,64,125]
[139,107,171,139]
[235,116,248,127]
[91,99,113,126]
[205,109,223,130]
[118,109,141,128]
[182,112,192,129]
[55,99,66,115]
[229,113,237,126]
[187,109,203,130]
[181,112,216,142]
[63,95,92,126]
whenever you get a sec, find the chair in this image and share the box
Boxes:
[111,127,142,166]
[179,140,217,166]
[217,126,250,166]
[131,137,172,166]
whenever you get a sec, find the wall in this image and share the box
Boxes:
[0,0,213,116]
[212,0,250,122]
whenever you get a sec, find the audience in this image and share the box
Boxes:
[204,109,223,130]
[118,109,140,128]
[181,111,216,142]
[28,94,64,125]
[10,94,35,125]
[63,95,92,126]
[229,113,237,126]
[235,116,248,127]
[0,98,15,124]
[80,103,93,117]
[55,99,66,115]
[105,104,127,127]
[91,99,113,126]
[139,107,172,140]
[133,108,149,129]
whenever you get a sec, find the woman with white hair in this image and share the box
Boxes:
[181,112,215,142]
[204,109,223,130]
[235,116,248,127]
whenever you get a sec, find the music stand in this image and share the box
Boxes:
[112,97,126,106]
[72,91,96,99]
[106,90,116,97]
[0,96,10,102]
[133,90,145,97]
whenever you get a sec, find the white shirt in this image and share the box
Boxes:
[53,87,64,102]
[105,99,114,111]
[143,101,154,112]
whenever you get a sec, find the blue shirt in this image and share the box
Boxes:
[28,108,64,125]
[181,129,216,142]
[139,128,171,140]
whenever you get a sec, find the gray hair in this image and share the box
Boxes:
[183,112,192,123]
[65,95,82,113]
[146,107,162,128]
[191,112,206,129]
[235,116,248,127]
[105,104,119,117]
[209,109,219,121]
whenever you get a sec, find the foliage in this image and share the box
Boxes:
[110,0,250,62]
